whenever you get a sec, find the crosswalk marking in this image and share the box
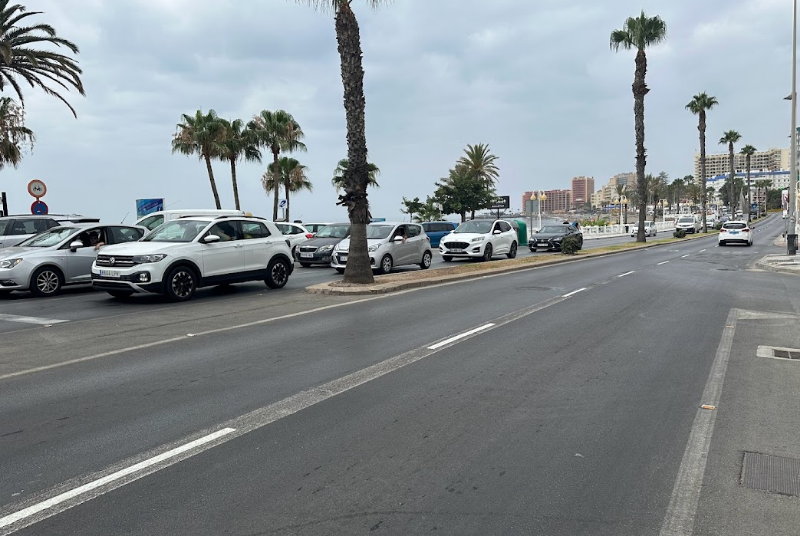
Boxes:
[0,314,68,325]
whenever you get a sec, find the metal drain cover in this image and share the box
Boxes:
[757,346,800,361]
[742,452,800,496]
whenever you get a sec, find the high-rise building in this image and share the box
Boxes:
[593,172,636,207]
[542,189,572,212]
[694,148,789,179]
[571,176,595,209]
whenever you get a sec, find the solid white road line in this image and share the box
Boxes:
[0,295,570,535]
[659,309,738,536]
[0,428,236,531]
[562,288,588,298]
[0,314,68,325]
[617,271,635,278]
[428,324,495,350]
[657,261,670,266]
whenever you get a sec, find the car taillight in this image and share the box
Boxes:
[305,233,314,238]
[743,228,749,233]
[720,229,727,232]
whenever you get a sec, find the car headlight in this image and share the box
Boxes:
[471,237,485,242]
[318,245,334,253]
[0,258,23,269]
[133,254,167,263]
[368,244,381,252]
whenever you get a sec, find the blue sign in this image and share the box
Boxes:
[31,200,48,215]
[370,218,386,222]
[136,198,164,218]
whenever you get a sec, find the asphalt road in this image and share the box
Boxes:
[2,214,798,535]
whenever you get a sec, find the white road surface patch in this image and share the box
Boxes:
[617,271,635,278]
[659,309,738,536]
[0,314,68,325]
[562,288,588,298]
[428,324,495,350]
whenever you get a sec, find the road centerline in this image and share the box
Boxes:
[562,288,588,298]
[617,271,635,278]
[428,324,495,350]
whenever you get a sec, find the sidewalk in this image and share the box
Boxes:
[754,236,800,276]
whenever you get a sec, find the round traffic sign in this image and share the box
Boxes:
[31,200,48,215]
[27,179,47,198]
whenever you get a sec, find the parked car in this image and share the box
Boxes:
[0,223,145,297]
[331,222,432,274]
[439,219,518,262]
[675,216,699,234]
[421,221,457,248]
[0,214,100,248]
[135,209,248,231]
[303,222,334,235]
[718,221,752,246]
[274,222,312,256]
[529,224,583,251]
[91,216,294,301]
[295,223,350,267]
[630,221,657,237]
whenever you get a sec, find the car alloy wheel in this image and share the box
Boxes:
[507,242,517,259]
[30,267,63,297]
[169,268,196,301]
[482,244,493,262]
[266,258,289,289]
[420,251,432,269]
[380,254,393,274]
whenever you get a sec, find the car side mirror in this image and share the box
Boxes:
[202,234,221,244]
[392,236,404,242]
[493,229,501,234]
[69,240,84,251]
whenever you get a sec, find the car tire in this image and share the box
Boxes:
[29,266,63,298]
[719,241,726,247]
[420,251,432,270]
[107,290,134,299]
[378,254,393,275]
[482,244,493,262]
[165,265,197,302]
[265,258,290,289]
[529,247,536,252]
[442,256,452,262]
[577,238,584,250]
[0,289,11,297]
[335,268,345,274]
[299,262,311,268]
[507,242,517,259]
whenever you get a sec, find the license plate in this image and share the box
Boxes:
[730,231,739,234]
[340,255,348,262]
[300,253,314,258]
[99,270,120,278]
[449,248,464,253]
[538,241,548,245]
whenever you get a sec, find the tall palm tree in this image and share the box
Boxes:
[457,143,500,219]
[219,118,261,210]
[172,110,227,209]
[263,157,313,221]
[0,96,33,170]
[754,179,772,218]
[740,144,757,221]
[686,92,719,232]
[298,0,388,284]
[719,130,742,213]
[332,159,380,191]
[0,1,85,117]
[248,110,306,220]
[610,11,667,242]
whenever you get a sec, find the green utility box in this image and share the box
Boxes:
[514,219,527,245]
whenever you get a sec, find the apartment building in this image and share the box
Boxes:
[593,172,636,207]
[571,176,595,209]
[694,148,789,179]
[542,189,572,213]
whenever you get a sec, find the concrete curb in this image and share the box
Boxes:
[305,233,713,296]
[755,256,800,276]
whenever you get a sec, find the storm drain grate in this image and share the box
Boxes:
[757,346,800,361]
[773,349,800,360]
[741,452,800,496]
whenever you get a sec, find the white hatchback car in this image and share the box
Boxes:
[439,219,518,262]
[274,222,312,256]
[718,221,752,246]
[91,216,294,301]
[331,222,432,275]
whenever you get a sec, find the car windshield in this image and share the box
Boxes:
[366,225,394,239]
[316,225,350,239]
[17,227,76,247]
[455,221,492,234]
[143,220,208,242]
[0,220,8,235]
[539,226,568,233]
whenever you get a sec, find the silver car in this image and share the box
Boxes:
[331,222,433,274]
[0,223,145,297]
[0,214,100,247]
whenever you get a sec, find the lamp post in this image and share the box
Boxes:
[789,0,798,253]
[538,191,547,231]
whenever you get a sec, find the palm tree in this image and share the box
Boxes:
[219,118,261,210]
[686,93,719,232]
[614,184,628,224]
[332,159,380,191]
[719,130,742,213]
[740,144,756,221]
[754,179,771,218]
[0,96,33,170]
[0,1,85,117]
[263,157,312,221]
[248,110,306,220]
[298,0,389,284]
[172,110,227,209]
[457,143,500,219]
[610,11,667,242]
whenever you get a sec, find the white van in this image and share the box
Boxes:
[134,209,249,231]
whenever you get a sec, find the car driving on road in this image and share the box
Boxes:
[529,224,583,252]
[0,223,145,297]
[630,221,657,237]
[295,223,350,267]
[91,216,294,301]
[0,214,100,248]
[439,219,517,262]
[331,222,432,275]
[718,221,752,247]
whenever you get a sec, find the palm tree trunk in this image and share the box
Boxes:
[746,156,751,221]
[285,174,291,222]
[699,112,707,232]
[633,48,649,243]
[230,158,240,211]
[335,3,373,284]
[204,154,222,209]
[728,142,735,213]
[460,210,466,223]
[272,149,280,220]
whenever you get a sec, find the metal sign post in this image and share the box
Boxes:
[0,191,7,217]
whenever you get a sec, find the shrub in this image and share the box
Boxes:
[673,229,687,238]
[714,222,723,230]
[560,235,581,255]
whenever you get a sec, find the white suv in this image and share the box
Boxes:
[439,219,518,262]
[91,216,294,301]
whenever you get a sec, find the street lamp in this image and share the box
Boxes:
[614,195,627,227]
[785,0,798,254]
[538,191,547,230]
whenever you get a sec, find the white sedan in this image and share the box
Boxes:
[718,221,752,246]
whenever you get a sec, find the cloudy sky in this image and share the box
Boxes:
[1,0,794,222]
